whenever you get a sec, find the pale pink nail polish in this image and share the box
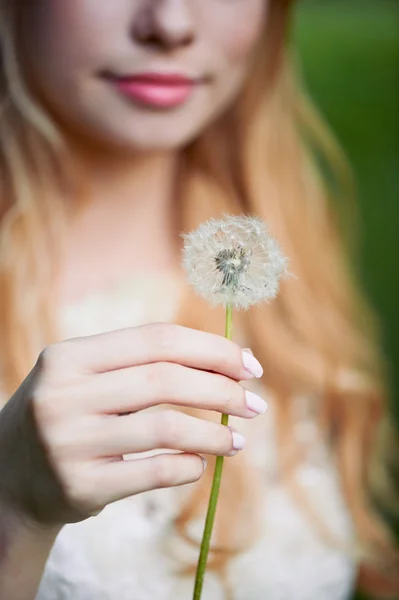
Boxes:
[245,390,267,414]
[242,351,263,378]
[230,429,246,451]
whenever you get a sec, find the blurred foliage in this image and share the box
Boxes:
[295,0,399,408]
[294,0,399,412]
[293,2,399,598]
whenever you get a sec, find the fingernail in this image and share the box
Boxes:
[242,351,263,378]
[200,456,207,471]
[230,428,246,451]
[245,390,268,414]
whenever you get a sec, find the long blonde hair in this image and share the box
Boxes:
[0,0,398,596]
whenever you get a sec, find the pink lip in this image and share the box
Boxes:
[111,73,197,108]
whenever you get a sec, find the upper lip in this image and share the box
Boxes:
[104,68,206,85]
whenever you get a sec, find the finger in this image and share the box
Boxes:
[98,453,206,504]
[95,410,246,458]
[59,323,263,381]
[80,362,267,417]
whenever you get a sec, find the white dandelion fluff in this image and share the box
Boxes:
[182,215,288,310]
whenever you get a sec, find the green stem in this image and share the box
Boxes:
[192,302,233,600]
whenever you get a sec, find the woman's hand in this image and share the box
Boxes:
[0,323,265,527]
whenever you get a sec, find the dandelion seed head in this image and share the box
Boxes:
[182,215,289,309]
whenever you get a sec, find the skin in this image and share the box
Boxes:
[0,1,269,597]
[24,0,266,151]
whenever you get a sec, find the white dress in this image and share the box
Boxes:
[34,274,356,600]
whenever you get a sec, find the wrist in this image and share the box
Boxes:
[0,498,62,546]
[0,500,60,600]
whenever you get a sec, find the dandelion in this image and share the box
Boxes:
[182,214,288,310]
[182,215,288,600]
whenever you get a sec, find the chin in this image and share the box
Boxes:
[96,121,204,153]
[75,95,219,153]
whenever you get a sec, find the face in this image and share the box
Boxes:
[22,0,268,152]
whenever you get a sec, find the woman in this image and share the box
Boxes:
[0,1,397,599]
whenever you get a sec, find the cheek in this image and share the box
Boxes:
[205,0,268,66]
[25,0,124,75]
[221,17,265,65]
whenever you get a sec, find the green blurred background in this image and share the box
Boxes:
[293,1,398,598]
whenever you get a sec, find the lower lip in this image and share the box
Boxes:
[112,78,195,109]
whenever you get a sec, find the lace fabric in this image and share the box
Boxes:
[37,473,355,600]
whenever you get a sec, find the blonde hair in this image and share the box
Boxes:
[0,0,398,596]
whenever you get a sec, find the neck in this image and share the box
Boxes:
[59,142,182,304]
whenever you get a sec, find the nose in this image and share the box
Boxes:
[133,0,195,51]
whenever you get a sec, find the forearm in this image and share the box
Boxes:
[0,504,60,600]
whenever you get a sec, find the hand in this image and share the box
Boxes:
[0,323,265,527]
